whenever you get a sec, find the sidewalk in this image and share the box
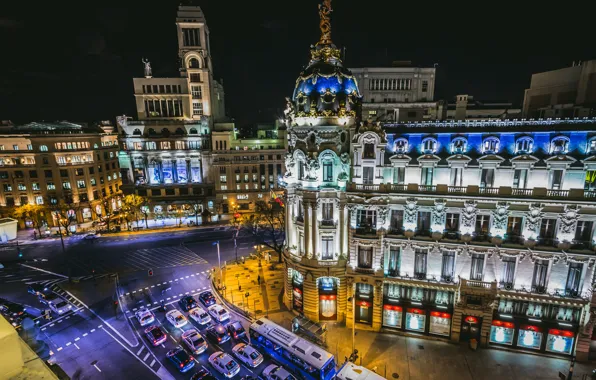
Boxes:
[215,251,284,318]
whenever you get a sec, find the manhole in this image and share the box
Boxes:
[418,345,424,349]
[392,374,399,379]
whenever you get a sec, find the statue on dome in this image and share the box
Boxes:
[142,58,152,78]
[284,97,296,124]
[305,157,320,180]
[318,0,333,45]
[284,152,295,178]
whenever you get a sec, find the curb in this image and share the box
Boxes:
[210,277,255,324]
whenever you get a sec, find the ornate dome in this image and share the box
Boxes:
[291,0,361,119]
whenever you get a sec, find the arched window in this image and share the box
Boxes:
[515,136,534,154]
[394,138,408,154]
[589,137,596,154]
[175,128,185,135]
[482,137,500,154]
[133,128,142,136]
[39,145,48,152]
[161,128,170,136]
[188,58,200,69]
[550,136,569,154]
[363,143,376,159]
[189,128,198,135]
[93,143,98,149]
[422,137,438,154]
[147,128,156,136]
[451,137,467,154]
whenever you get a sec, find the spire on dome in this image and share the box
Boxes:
[317,0,333,46]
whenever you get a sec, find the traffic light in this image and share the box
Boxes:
[148,269,153,276]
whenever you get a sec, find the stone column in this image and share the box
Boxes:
[345,277,355,328]
[372,280,383,331]
[158,160,164,184]
[303,201,310,257]
[172,159,178,183]
[186,159,191,182]
[283,261,293,310]
[303,271,319,322]
[338,202,345,256]
[312,201,318,259]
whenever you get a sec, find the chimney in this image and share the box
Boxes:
[455,95,468,120]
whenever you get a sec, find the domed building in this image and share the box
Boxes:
[282,0,360,323]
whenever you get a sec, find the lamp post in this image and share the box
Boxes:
[347,295,356,360]
[213,241,223,288]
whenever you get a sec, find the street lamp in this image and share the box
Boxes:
[212,241,223,288]
[347,296,356,361]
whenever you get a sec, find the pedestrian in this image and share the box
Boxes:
[257,275,261,286]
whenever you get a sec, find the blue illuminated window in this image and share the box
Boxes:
[451,137,467,154]
[550,136,569,154]
[393,138,408,154]
[588,138,596,154]
[482,137,500,154]
[422,137,438,154]
[515,136,533,154]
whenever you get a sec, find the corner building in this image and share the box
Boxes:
[283,1,596,361]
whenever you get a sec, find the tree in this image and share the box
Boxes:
[49,202,80,237]
[95,194,115,232]
[122,194,146,229]
[188,197,204,226]
[12,203,49,237]
[242,200,285,263]
[140,199,151,229]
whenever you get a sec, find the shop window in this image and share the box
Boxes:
[405,308,426,332]
[355,283,373,325]
[318,278,337,321]
[292,271,303,313]
[490,320,515,345]
[517,325,542,350]
[429,311,451,336]
[546,329,575,355]
[383,305,403,328]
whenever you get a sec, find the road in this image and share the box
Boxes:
[0,226,281,380]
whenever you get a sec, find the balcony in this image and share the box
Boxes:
[319,219,336,228]
[347,183,596,201]
[461,279,497,291]
[354,226,377,237]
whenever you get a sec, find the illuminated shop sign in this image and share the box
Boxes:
[546,329,575,355]
[490,320,515,345]
[237,194,249,200]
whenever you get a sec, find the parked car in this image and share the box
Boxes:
[182,328,208,355]
[227,321,247,340]
[179,296,199,311]
[27,283,49,296]
[135,309,155,327]
[207,304,230,323]
[198,291,216,307]
[262,365,297,380]
[208,351,240,378]
[188,307,211,325]
[49,300,72,315]
[145,325,167,346]
[232,343,263,368]
[205,324,230,344]
[166,347,195,373]
[166,309,188,328]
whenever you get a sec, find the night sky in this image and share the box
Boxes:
[0,0,594,127]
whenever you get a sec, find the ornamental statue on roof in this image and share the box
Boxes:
[289,0,361,126]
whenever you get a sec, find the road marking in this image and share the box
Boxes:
[57,347,63,351]
[74,337,80,341]
[154,302,158,304]
[150,359,155,367]
[93,364,102,373]
[191,274,195,277]
[185,292,189,294]
[90,329,96,333]
[65,316,70,320]
[19,264,69,278]
[132,291,137,293]
[66,342,72,346]
[169,280,172,283]
[179,293,183,297]
[161,344,165,348]
[145,287,149,290]
[185,276,189,278]
[83,333,88,337]
[167,298,171,300]
[150,285,154,288]
[57,320,62,323]
[41,327,46,331]
[98,325,103,328]
[125,292,130,296]
[143,352,150,361]
[146,304,151,307]
[74,343,80,350]
[133,308,138,311]
[137,346,144,355]
[170,336,177,344]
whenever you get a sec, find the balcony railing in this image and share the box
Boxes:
[461,279,497,290]
[354,227,377,236]
[347,183,595,201]
[319,219,336,228]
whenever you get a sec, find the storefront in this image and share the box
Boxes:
[292,271,303,313]
[546,329,575,355]
[489,319,576,355]
[82,208,92,222]
[355,283,373,325]
[460,315,482,342]
[405,308,426,332]
[517,325,543,350]
[383,305,403,329]
[318,278,337,321]
[429,311,451,336]
[489,320,515,345]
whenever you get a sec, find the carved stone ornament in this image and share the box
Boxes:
[289,132,298,148]
[460,200,478,229]
[305,157,320,180]
[377,206,389,227]
[530,252,561,264]
[564,255,595,266]
[351,239,381,247]
[496,250,525,261]
[404,198,418,226]
[491,202,509,236]
[284,152,295,178]
[357,122,387,143]
[558,205,581,235]
[524,203,544,235]
[431,199,447,227]
[287,196,297,206]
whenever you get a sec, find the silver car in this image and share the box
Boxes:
[263,365,297,380]
[188,307,211,325]
[182,328,208,355]
[232,343,263,368]
[49,299,72,315]
[209,351,240,378]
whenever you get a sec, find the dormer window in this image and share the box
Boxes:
[550,136,569,154]
[515,136,534,154]
[133,129,142,136]
[451,137,467,154]
[394,138,408,154]
[422,138,438,154]
[482,137,500,154]
[363,143,376,159]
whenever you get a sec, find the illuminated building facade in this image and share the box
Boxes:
[0,121,121,228]
[283,0,596,360]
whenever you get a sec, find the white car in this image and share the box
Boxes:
[207,304,230,323]
[208,351,240,378]
[263,365,297,380]
[83,232,100,240]
[49,299,72,315]
[232,343,263,368]
[182,328,208,355]
[135,309,155,327]
[189,307,211,325]
[166,309,188,328]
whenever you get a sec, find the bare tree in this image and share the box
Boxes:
[243,200,285,263]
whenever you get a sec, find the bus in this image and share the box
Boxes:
[335,362,386,380]
[249,318,336,380]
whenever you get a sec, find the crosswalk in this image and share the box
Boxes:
[134,344,162,372]
[47,282,85,310]
[0,265,65,285]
